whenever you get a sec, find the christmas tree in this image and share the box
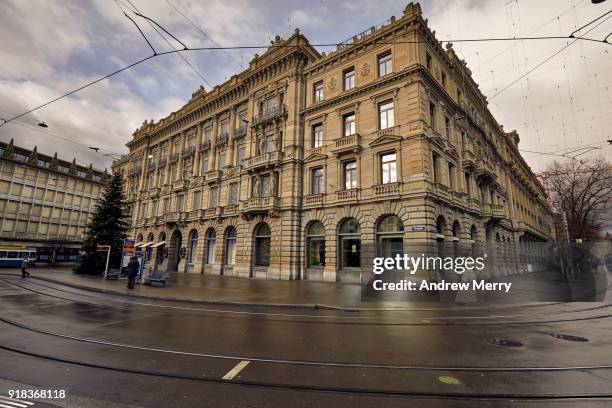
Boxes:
[74,173,129,275]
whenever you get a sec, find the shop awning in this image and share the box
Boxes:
[139,241,155,248]
[134,242,145,247]
[151,241,166,248]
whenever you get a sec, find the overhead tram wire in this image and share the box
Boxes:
[117,0,213,90]
[1,23,611,129]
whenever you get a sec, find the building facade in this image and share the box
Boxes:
[0,139,107,263]
[115,3,554,282]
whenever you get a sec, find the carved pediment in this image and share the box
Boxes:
[369,134,402,147]
[304,152,327,163]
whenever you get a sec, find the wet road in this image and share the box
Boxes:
[1,276,612,407]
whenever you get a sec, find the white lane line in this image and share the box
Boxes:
[0,395,34,406]
[222,360,251,380]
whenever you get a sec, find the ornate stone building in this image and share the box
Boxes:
[115,3,554,282]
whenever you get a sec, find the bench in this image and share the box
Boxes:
[144,271,169,286]
[105,269,121,280]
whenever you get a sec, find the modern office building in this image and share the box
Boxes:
[0,139,107,263]
[115,3,554,281]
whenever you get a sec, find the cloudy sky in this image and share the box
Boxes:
[0,0,610,172]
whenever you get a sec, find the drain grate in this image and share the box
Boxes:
[487,338,523,347]
[550,334,589,342]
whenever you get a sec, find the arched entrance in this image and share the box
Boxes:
[376,215,404,259]
[187,229,198,272]
[168,229,182,272]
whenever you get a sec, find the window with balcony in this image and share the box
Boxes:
[381,153,397,184]
[311,168,324,195]
[193,190,201,210]
[378,51,392,76]
[237,146,246,165]
[313,81,324,102]
[379,101,395,130]
[210,187,219,208]
[177,195,184,212]
[229,182,238,205]
[183,161,192,179]
[343,113,356,136]
[344,161,357,190]
[344,67,355,90]
[261,174,271,197]
[312,124,323,148]
[265,134,275,153]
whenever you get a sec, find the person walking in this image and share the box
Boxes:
[21,256,30,278]
[127,256,139,289]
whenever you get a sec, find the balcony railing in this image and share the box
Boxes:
[252,105,287,127]
[234,125,247,139]
[374,125,399,139]
[243,196,280,213]
[148,187,161,198]
[146,161,156,171]
[166,212,179,223]
[336,188,360,201]
[491,204,505,219]
[461,149,477,169]
[200,140,211,153]
[244,151,283,171]
[158,157,167,168]
[304,194,324,205]
[182,146,195,158]
[173,179,189,191]
[331,133,361,155]
[128,167,141,176]
[169,153,179,164]
[216,133,229,147]
[373,182,400,196]
[206,170,222,183]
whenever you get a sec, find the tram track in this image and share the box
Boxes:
[2,277,612,326]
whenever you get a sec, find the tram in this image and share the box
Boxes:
[0,245,37,267]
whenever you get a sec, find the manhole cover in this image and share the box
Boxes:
[550,334,589,342]
[487,338,523,347]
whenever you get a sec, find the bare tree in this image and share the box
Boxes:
[545,157,611,241]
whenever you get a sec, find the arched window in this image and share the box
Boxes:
[188,229,198,265]
[306,221,325,268]
[137,233,143,242]
[254,223,271,266]
[376,215,404,258]
[206,229,216,264]
[338,218,361,269]
[225,227,237,266]
[147,233,154,242]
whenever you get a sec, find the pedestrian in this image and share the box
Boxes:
[21,256,30,278]
[127,256,139,289]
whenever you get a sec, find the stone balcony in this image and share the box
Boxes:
[242,196,280,214]
[216,133,229,147]
[181,146,195,158]
[252,105,287,127]
[468,197,481,211]
[373,182,401,196]
[331,133,361,155]
[461,149,477,169]
[173,179,189,191]
[206,170,223,183]
[244,151,283,171]
[304,194,324,206]
[336,188,360,202]
[431,182,450,200]
[475,159,496,181]
[491,204,505,219]
[148,187,161,198]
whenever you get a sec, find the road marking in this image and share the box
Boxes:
[222,360,251,380]
[0,395,35,407]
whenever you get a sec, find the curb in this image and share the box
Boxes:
[0,273,350,311]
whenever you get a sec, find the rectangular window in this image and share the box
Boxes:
[441,71,446,89]
[378,51,392,76]
[379,101,395,129]
[260,175,271,197]
[312,124,323,148]
[448,162,455,190]
[218,153,225,169]
[311,168,324,195]
[343,67,355,90]
[426,52,432,71]
[152,200,158,216]
[193,191,201,210]
[171,164,178,182]
[204,127,212,141]
[237,146,246,165]
[343,113,356,136]
[141,202,148,218]
[265,135,274,152]
[432,153,440,183]
[164,198,170,213]
[177,195,184,212]
[210,187,219,208]
[445,117,451,138]
[429,102,436,129]
[313,81,324,102]
[220,120,229,135]
[344,161,357,190]
[381,153,397,184]
[201,158,208,174]
[465,173,471,197]
[229,183,238,205]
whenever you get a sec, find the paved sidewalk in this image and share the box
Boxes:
[1,266,381,310]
